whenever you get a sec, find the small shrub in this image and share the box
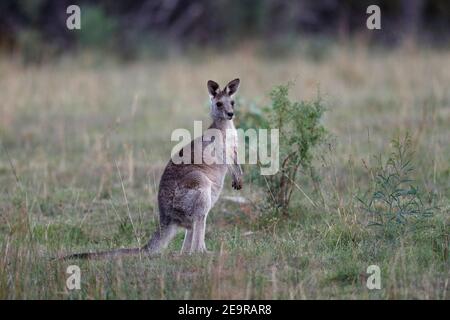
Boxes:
[238,83,327,215]
[267,84,326,215]
[357,134,434,228]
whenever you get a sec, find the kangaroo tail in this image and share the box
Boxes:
[55,246,146,260]
[55,223,178,261]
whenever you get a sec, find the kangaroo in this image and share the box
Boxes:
[60,79,243,259]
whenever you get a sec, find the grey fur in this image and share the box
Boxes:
[59,79,243,260]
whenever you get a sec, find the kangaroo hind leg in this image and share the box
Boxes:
[181,229,193,254]
[173,172,212,254]
[145,222,178,255]
[190,186,211,253]
[192,214,209,253]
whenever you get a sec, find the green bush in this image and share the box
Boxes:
[238,83,327,215]
[357,134,434,228]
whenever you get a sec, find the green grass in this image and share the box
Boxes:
[0,43,448,299]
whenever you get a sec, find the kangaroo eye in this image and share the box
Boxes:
[216,102,223,108]
[231,101,235,106]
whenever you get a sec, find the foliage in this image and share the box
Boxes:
[2,0,450,58]
[267,84,326,214]
[357,134,434,228]
[238,83,327,215]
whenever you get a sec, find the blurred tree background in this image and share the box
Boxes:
[0,0,449,61]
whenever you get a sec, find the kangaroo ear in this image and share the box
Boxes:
[225,78,240,96]
[207,80,220,98]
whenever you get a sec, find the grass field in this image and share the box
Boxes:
[0,43,448,299]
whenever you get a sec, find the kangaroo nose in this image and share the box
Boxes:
[227,112,234,118]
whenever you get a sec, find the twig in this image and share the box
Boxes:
[262,175,277,205]
[282,173,317,208]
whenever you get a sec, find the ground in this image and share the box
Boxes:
[0,43,448,299]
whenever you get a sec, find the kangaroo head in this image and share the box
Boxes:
[207,78,240,121]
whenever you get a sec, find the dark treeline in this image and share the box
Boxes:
[1,0,449,58]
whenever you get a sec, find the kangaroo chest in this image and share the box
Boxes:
[224,124,238,164]
[204,121,238,201]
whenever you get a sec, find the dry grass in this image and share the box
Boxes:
[0,43,448,299]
